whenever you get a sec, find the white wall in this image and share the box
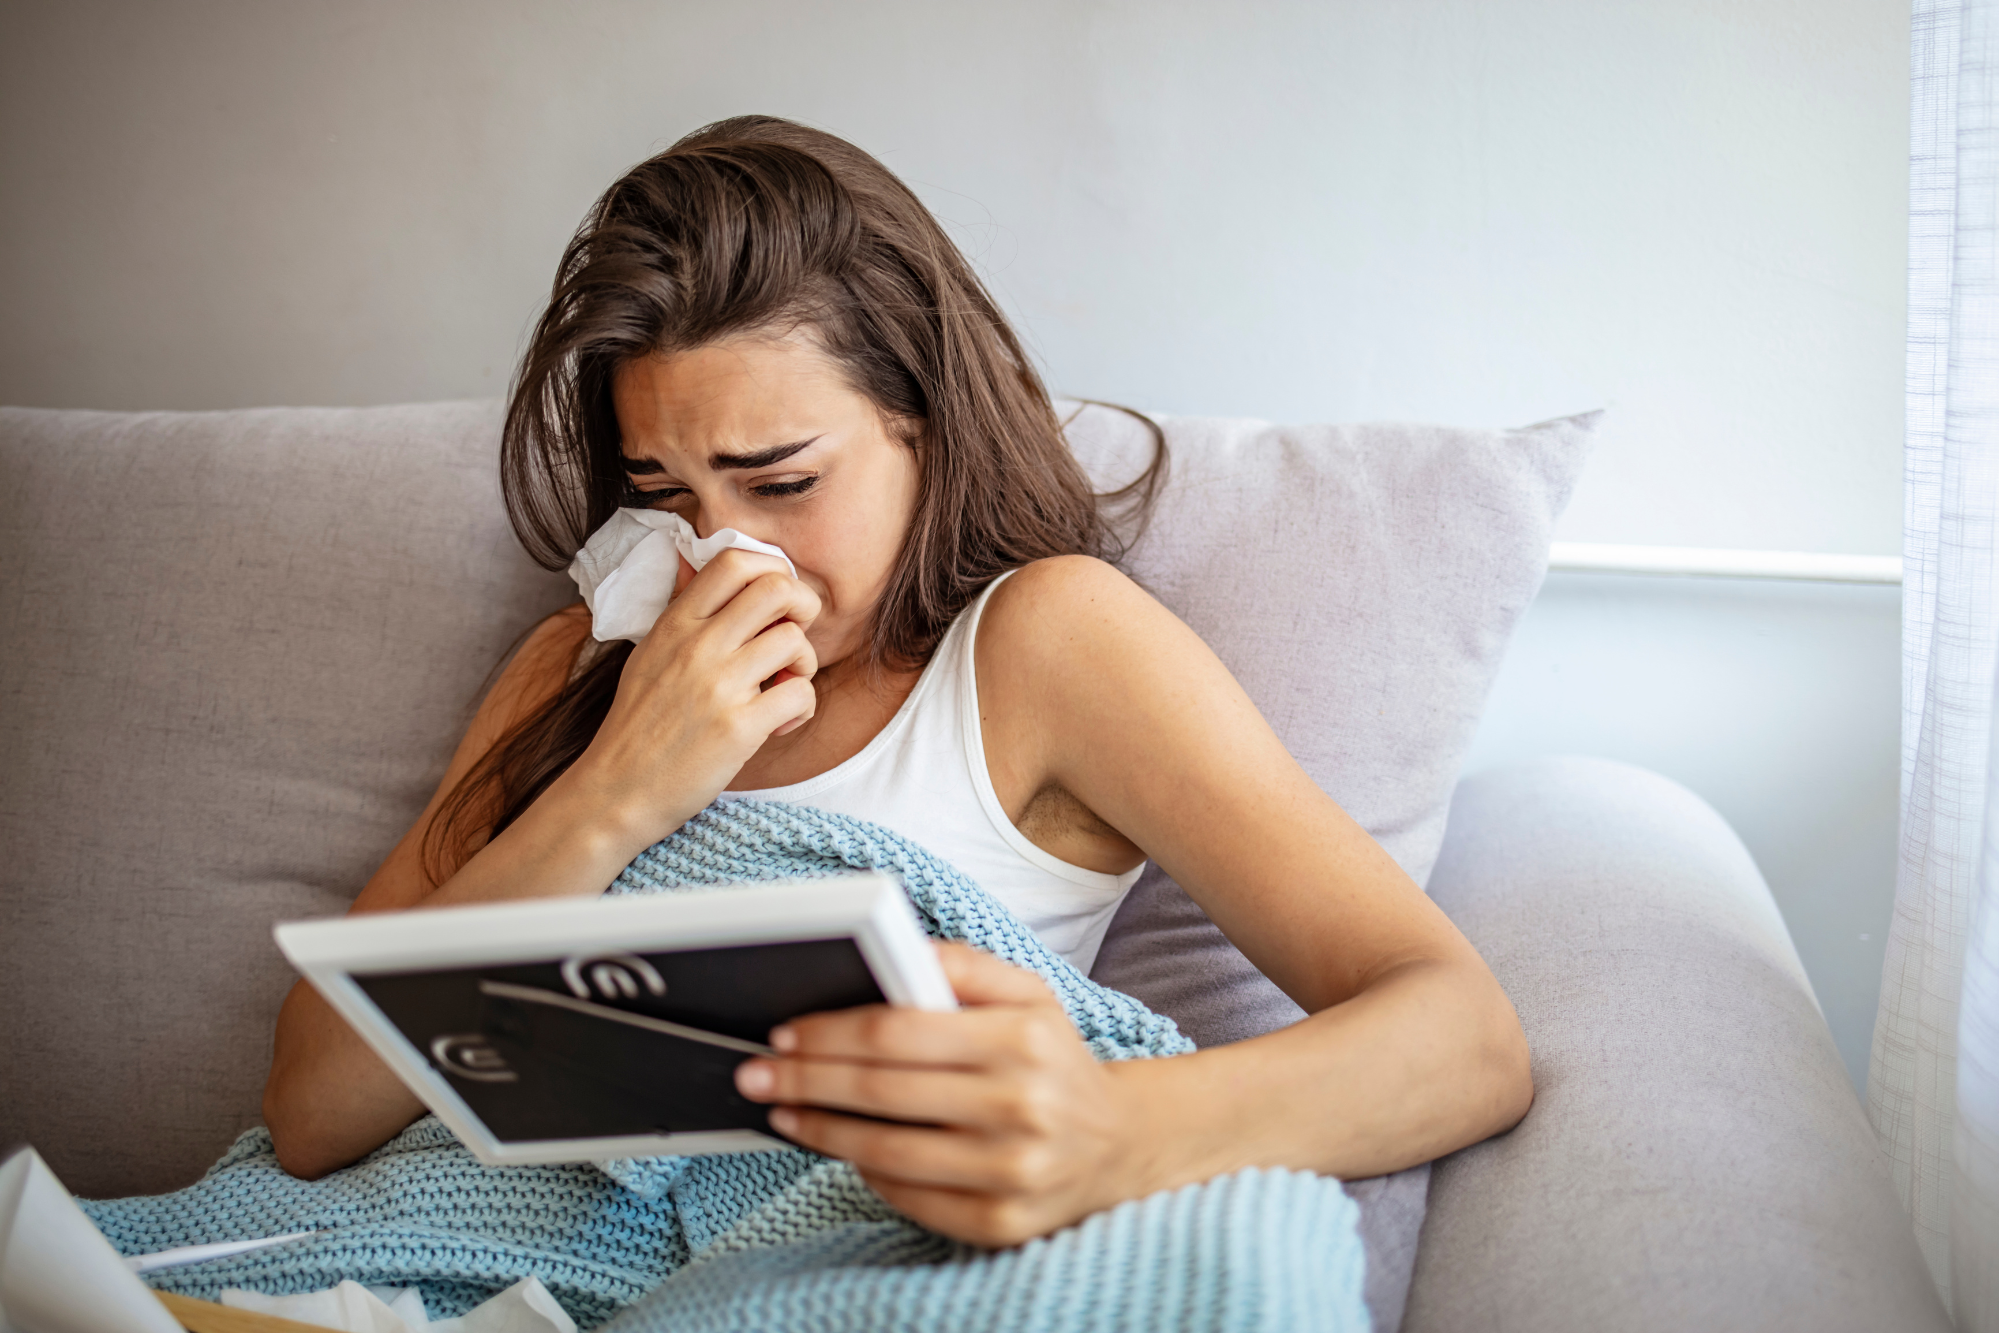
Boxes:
[0,0,1908,1086]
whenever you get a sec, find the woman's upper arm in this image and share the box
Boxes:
[346,605,593,915]
[980,557,1479,1014]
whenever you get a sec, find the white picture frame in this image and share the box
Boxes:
[273,874,955,1166]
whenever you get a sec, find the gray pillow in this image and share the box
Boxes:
[1064,401,1596,1333]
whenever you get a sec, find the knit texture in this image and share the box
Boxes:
[82,801,1366,1332]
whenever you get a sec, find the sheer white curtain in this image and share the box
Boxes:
[1867,0,1999,1327]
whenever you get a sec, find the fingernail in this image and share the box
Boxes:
[735,1061,774,1097]
[769,1107,798,1134]
[770,1025,797,1051]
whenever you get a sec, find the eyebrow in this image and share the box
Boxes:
[621,437,819,477]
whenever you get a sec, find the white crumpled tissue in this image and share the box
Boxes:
[568,509,796,644]
[0,1145,573,1333]
[221,1276,575,1333]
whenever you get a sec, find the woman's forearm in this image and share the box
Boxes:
[1108,955,1532,1194]
[412,761,661,910]
[263,762,666,1178]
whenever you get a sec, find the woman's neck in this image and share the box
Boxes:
[725,653,923,792]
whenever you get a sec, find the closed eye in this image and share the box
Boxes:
[622,475,818,507]
[752,476,818,499]
[625,485,689,507]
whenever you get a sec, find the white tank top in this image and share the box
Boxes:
[717,571,1142,973]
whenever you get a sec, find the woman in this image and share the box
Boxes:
[263,115,1532,1249]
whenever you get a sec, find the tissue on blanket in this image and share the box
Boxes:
[569,509,795,643]
[223,1277,575,1333]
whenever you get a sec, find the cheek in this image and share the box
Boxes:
[791,483,913,621]
[835,509,908,578]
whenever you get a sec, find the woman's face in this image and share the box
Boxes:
[610,330,920,672]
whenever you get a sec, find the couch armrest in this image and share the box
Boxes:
[1407,758,1946,1333]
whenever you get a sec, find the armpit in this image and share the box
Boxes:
[1014,780,1145,874]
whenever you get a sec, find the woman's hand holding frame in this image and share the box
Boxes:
[733,942,1152,1247]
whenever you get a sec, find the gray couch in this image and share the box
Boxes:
[0,402,1948,1332]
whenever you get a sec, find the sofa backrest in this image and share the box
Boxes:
[0,402,573,1195]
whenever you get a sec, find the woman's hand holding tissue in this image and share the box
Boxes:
[577,546,821,845]
[557,507,819,845]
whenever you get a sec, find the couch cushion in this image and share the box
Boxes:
[1065,403,1594,1333]
[0,402,575,1196]
[1067,402,1596,1036]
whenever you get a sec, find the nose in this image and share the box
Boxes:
[685,487,757,542]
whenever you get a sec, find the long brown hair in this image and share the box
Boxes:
[424,115,1164,884]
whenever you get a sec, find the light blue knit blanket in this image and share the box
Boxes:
[84,801,1367,1332]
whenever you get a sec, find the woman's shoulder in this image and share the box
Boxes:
[977,556,1192,686]
[991,553,1131,601]
[481,603,594,727]
[984,555,1145,632]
